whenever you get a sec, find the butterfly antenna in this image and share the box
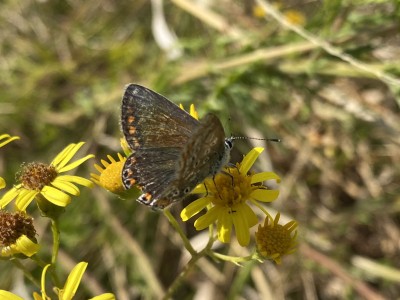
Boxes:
[231,136,281,143]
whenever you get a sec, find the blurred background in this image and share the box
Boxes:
[1,0,399,299]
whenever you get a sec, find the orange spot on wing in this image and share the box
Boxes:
[127,115,135,123]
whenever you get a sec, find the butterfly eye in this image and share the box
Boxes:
[224,139,233,149]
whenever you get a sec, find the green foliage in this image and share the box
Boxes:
[1,0,399,299]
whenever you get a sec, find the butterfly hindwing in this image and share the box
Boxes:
[161,113,229,204]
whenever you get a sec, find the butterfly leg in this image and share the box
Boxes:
[203,181,210,196]
[211,175,223,200]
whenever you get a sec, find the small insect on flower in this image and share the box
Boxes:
[0,142,94,211]
[181,147,281,247]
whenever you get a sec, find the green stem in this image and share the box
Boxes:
[251,200,273,221]
[11,259,41,288]
[207,251,254,264]
[162,249,205,300]
[206,222,215,248]
[51,219,60,265]
[50,218,61,287]
[164,209,197,255]
[31,255,47,268]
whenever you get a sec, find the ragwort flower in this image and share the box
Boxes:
[0,210,39,258]
[255,212,298,264]
[181,147,280,246]
[0,142,94,211]
[91,153,140,199]
[91,153,126,194]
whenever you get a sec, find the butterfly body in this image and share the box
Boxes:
[121,84,232,209]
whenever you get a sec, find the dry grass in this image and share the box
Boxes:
[1,0,399,299]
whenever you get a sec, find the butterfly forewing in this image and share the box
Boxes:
[121,84,199,151]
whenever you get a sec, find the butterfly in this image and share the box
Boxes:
[121,84,233,210]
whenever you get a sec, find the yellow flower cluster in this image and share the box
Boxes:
[0,134,114,298]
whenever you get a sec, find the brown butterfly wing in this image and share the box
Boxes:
[160,113,229,207]
[121,84,200,207]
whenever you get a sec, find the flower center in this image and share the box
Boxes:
[19,162,58,191]
[99,160,126,193]
[256,224,292,256]
[205,166,253,208]
[0,211,36,246]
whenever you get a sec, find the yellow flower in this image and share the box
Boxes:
[91,153,141,199]
[0,142,94,211]
[0,134,20,190]
[33,262,115,300]
[284,10,306,26]
[0,211,39,257]
[255,213,298,264]
[181,147,280,246]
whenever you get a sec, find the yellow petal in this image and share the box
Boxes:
[0,177,5,189]
[106,155,117,163]
[217,209,232,243]
[191,183,206,194]
[58,154,95,173]
[0,186,21,209]
[241,203,258,227]
[251,172,281,184]
[180,197,210,221]
[51,179,80,196]
[250,189,279,202]
[41,264,51,300]
[0,134,20,148]
[94,163,104,173]
[0,290,24,300]
[41,186,71,207]
[120,138,131,156]
[51,143,79,168]
[239,147,264,174]
[89,293,116,300]
[33,292,43,300]
[15,235,40,257]
[190,104,199,120]
[194,206,220,230]
[15,189,38,211]
[232,204,251,246]
[61,262,88,300]
[57,175,94,187]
